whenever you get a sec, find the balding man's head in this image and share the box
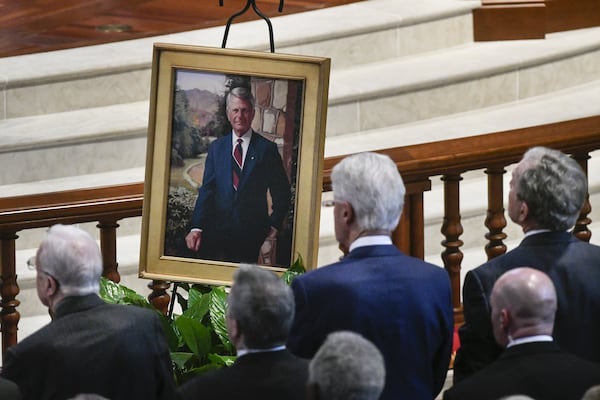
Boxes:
[490,267,557,347]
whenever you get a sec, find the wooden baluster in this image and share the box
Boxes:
[97,220,121,283]
[0,231,21,357]
[484,166,508,260]
[572,152,592,243]
[394,180,431,259]
[441,174,464,314]
[148,280,171,315]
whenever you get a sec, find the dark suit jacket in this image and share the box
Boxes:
[287,245,454,400]
[0,377,21,400]
[445,341,600,400]
[454,231,600,382]
[1,294,176,400]
[177,349,308,400]
[189,132,291,263]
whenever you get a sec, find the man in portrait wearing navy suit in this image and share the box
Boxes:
[185,86,291,264]
[287,152,454,400]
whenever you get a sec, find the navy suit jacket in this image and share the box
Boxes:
[189,132,291,263]
[1,294,176,400]
[177,349,308,400]
[287,245,454,400]
[454,231,600,382]
[445,341,600,400]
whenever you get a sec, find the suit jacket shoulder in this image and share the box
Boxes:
[178,350,308,400]
[445,342,600,400]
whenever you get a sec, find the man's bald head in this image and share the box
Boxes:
[490,267,557,347]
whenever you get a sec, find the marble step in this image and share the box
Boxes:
[0,0,479,119]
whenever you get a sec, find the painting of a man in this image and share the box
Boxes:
[183,86,292,264]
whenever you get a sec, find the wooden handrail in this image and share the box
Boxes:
[1,115,599,357]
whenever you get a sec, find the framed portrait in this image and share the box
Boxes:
[139,43,330,285]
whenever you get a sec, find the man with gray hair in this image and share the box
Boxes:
[1,224,176,400]
[178,264,308,400]
[445,268,600,400]
[288,152,454,400]
[454,146,600,382]
[308,331,385,400]
[185,86,291,264]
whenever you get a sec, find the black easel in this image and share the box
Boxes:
[219,0,284,53]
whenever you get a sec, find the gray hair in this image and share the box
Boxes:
[36,224,102,297]
[227,264,294,348]
[331,152,405,232]
[309,331,386,400]
[515,146,587,231]
[226,86,255,111]
[582,385,600,400]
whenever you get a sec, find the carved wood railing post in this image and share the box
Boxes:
[484,166,508,260]
[97,220,121,283]
[394,180,431,258]
[440,174,464,315]
[148,280,171,315]
[572,152,592,243]
[0,231,21,356]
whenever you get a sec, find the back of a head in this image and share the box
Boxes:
[516,146,587,230]
[498,396,537,400]
[228,264,294,348]
[492,267,557,335]
[309,331,385,400]
[331,152,405,232]
[37,224,103,296]
[582,385,600,400]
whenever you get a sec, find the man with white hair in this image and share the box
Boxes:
[1,224,176,400]
[307,331,385,400]
[288,151,454,400]
[445,268,600,400]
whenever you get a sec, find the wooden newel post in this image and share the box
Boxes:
[484,166,508,260]
[441,174,464,315]
[0,231,21,357]
[572,152,592,243]
[148,280,171,315]
[97,220,121,283]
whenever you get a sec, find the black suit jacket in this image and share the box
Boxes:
[445,342,600,400]
[177,349,308,400]
[287,245,454,400]
[189,132,291,263]
[1,294,176,400]
[454,231,600,382]
[0,377,21,400]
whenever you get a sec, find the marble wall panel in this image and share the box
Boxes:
[6,68,151,118]
[0,136,147,185]
[518,50,600,99]
[358,72,519,131]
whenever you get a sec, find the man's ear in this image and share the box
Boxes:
[341,201,355,225]
[499,309,510,332]
[45,274,59,297]
[517,200,529,224]
[306,382,320,400]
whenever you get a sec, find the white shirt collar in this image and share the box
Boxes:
[507,335,553,348]
[523,229,552,238]
[236,345,285,358]
[349,235,392,252]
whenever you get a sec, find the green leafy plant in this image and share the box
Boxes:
[100,278,235,385]
[98,255,305,385]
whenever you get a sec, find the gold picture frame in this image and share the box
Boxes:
[139,43,330,285]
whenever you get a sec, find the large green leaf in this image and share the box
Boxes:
[175,315,212,359]
[209,286,234,353]
[281,254,306,285]
[171,352,195,370]
[183,288,210,321]
[99,277,151,309]
[208,353,236,367]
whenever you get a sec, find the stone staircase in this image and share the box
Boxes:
[2,0,600,339]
